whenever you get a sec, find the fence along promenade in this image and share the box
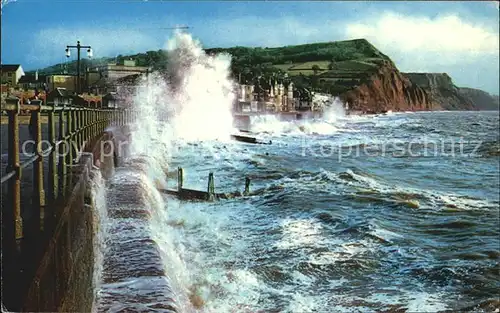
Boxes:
[1,97,135,311]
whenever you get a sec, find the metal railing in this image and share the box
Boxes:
[1,98,136,252]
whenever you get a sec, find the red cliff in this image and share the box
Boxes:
[341,60,436,113]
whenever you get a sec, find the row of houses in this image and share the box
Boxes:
[1,60,150,107]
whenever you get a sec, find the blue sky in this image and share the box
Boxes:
[2,0,499,93]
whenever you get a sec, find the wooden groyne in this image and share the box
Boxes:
[158,167,253,201]
[230,133,272,145]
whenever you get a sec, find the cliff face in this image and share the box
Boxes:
[459,87,499,111]
[341,60,435,113]
[403,73,475,110]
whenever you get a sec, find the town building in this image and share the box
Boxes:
[46,87,87,106]
[100,59,149,82]
[46,74,76,92]
[235,80,299,113]
[87,59,149,96]
[18,71,47,90]
[1,64,25,85]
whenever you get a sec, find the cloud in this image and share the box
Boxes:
[346,12,499,56]
[344,12,499,93]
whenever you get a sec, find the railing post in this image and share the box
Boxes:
[58,106,67,197]
[85,109,90,144]
[31,100,45,233]
[100,110,104,133]
[82,109,87,148]
[90,110,95,139]
[80,109,85,149]
[66,108,74,168]
[75,109,80,151]
[76,109,82,154]
[99,111,103,133]
[5,98,23,248]
[87,110,91,140]
[48,104,58,219]
[72,109,78,161]
[95,110,99,138]
[79,108,85,151]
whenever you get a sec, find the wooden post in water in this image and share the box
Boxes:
[207,172,215,200]
[177,167,184,191]
[31,100,45,232]
[244,177,251,196]
[6,98,22,245]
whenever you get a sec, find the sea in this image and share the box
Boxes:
[91,32,500,313]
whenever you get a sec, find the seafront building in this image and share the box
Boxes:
[234,79,326,114]
[0,59,148,108]
[235,80,298,113]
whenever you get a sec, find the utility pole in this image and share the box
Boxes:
[65,41,92,95]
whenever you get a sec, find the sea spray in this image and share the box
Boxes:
[249,96,346,135]
[88,169,108,313]
[119,30,241,310]
[320,96,346,122]
[165,32,236,142]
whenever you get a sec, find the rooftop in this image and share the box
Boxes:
[0,64,22,72]
[18,74,47,84]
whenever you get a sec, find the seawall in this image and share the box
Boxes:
[20,129,124,312]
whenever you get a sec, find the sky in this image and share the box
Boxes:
[1,0,499,94]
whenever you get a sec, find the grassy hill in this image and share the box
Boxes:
[207,38,393,95]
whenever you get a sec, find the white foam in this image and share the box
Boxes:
[90,170,108,313]
[248,97,346,136]
[276,218,325,249]
[165,32,237,142]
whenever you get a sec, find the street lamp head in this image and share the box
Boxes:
[65,48,70,58]
[87,48,93,58]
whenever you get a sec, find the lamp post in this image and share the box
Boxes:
[65,41,93,95]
